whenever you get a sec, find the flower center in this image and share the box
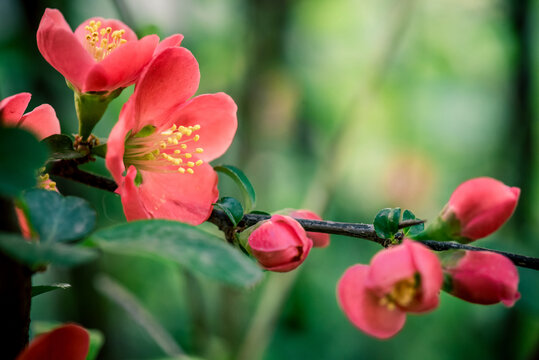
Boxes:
[124,124,204,175]
[84,20,127,61]
[378,276,418,311]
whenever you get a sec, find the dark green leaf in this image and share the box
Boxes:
[91,143,107,158]
[0,127,49,198]
[0,232,98,269]
[214,197,244,226]
[402,209,425,237]
[214,165,256,213]
[23,189,96,243]
[374,208,399,239]
[86,220,263,287]
[42,134,84,160]
[249,210,271,216]
[31,283,71,297]
[389,207,401,232]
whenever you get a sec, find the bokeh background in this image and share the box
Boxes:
[1,0,538,359]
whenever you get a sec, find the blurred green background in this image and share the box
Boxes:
[1,0,538,358]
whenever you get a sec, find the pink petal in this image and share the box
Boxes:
[0,92,30,125]
[366,243,416,296]
[122,163,219,225]
[249,215,310,252]
[154,34,184,55]
[37,9,94,92]
[117,166,151,220]
[18,104,60,140]
[15,207,32,239]
[74,17,137,43]
[105,102,136,183]
[132,47,200,132]
[405,240,443,313]
[82,35,159,92]
[16,323,89,360]
[290,209,330,247]
[168,93,237,161]
[337,264,406,339]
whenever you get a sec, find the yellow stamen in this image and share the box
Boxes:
[84,19,127,61]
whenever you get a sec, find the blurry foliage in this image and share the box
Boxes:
[1,0,538,359]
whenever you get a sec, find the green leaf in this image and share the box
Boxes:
[32,283,71,297]
[389,207,401,232]
[91,143,107,158]
[23,189,96,243]
[42,134,84,160]
[87,220,263,287]
[31,321,104,360]
[213,197,244,226]
[0,232,98,269]
[402,209,425,237]
[374,208,398,239]
[214,165,256,213]
[0,127,49,198]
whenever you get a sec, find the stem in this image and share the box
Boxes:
[48,161,539,270]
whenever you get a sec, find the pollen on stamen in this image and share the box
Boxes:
[187,168,194,174]
[195,148,204,153]
[84,20,127,61]
[193,135,200,141]
[195,160,203,166]
[184,153,192,159]
[178,167,186,174]
[187,162,195,167]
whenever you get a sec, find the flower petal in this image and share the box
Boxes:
[366,243,416,295]
[290,209,330,247]
[0,92,30,124]
[82,35,159,92]
[18,104,60,140]
[133,47,200,132]
[169,93,237,161]
[106,102,136,183]
[37,9,94,92]
[121,163,218,225]
[117,166,151,220]
[154,34,184,55]
[337,264,406,339]
[73,17,137,43]
[16,323,89,360]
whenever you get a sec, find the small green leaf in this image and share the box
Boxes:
[91,143,107,158]
[213,197,244,226]
[402,209,425,237]
[0,127,49,198]
[214,165,256,213]
[134,125,156,138]
[31,283,71,297]
[0,232,98,269]
[250,210,271,216]
[23,189,96,243]
[374,208,400,239]
[42,134,84,160]
[86,220,263,287]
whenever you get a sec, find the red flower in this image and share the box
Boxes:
[17,324,89,360]
[37,8,161,93]
[289,209,330,247]
[0,92,59,139]
[337,240,443,339]
[446,177,520,240]
[106,47,237,225]
[444,251,520,306]
[248,215,313,272]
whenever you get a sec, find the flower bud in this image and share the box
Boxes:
[247,214,313,272]
[287,209,330,247]
[416,177,520,243]
[443,251,520,306]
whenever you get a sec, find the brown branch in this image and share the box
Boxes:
[49,161,539,271]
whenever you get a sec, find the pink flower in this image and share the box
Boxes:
[248,214,313,272]
[17,324,89,360]
[337,240,443,339]
[289,209,330,247]
[446,177,520,240]
[0,92,60,139]
[444,251,520,306]
[37,8,162,93]
[106,47,237,225]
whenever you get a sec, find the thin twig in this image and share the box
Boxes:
[49,161,539,270]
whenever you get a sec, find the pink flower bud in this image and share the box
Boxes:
[248,215,313,272]
[17,324,89,360]
[289,209,330,247]
[444,251,520,306]
[337,240,443,339]
[446,177,520,240]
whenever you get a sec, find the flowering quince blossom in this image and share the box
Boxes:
[16,324,89,360]
[289,209,330,247]
[106,47,237,225]
[337,240,443,339]
[247,214,313,272]
[37,8,169,93]
[443,251,520,306]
